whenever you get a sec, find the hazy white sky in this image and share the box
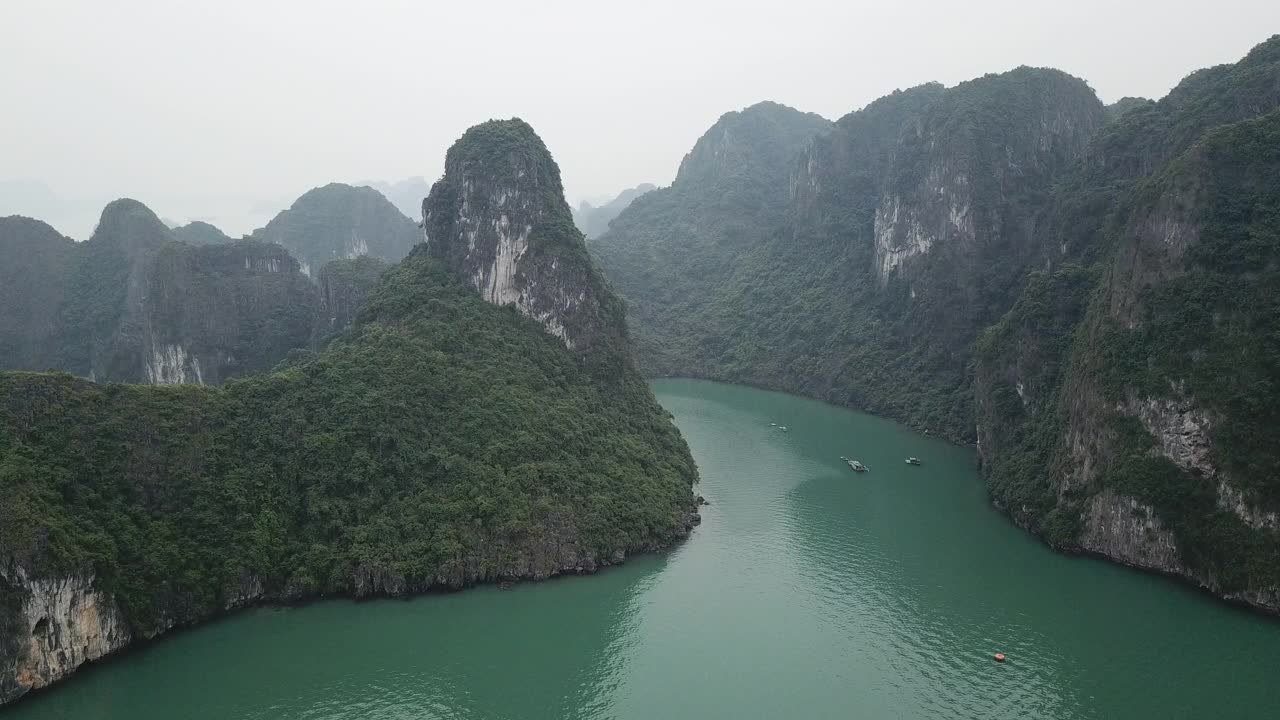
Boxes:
[2,0,1278,237]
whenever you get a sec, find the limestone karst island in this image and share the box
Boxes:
[2,3,1280,718]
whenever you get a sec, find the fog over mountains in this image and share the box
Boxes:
[5,1,1277,240]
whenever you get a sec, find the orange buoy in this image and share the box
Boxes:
[994,653,1006,663]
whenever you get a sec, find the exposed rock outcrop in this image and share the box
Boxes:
[1127,393,1214,477]
[138,239,319,384]
[315,256,388,340]
[0,202,378,385]
[592,37,1280,613]
[0,119,696,707]
[975,38,1280,612]
[0,567,130,704]
[423,119,627,354]
[0,504,701,706]
[1079,490,1185,572]
[594,70,1104,443]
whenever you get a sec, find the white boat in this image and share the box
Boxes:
[847,459,867,472]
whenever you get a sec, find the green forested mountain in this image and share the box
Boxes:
[592,37,1280,610]
[975,37,1280,608]
[0,217,74,371]
[422,118,637,375]
[251,183,421,276]
[0,120,697,705]
[590,100,833,382]
[136,238,321,383]
[572,183,656,238]
[594,69,1104,439]
[1105,96,1153,122]
[172,220,234,245]
[0,197,423,385]
[0,202,321,385]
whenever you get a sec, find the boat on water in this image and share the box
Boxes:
[905,457,922,466]
[847,459,868,472]
[779,426,788,432]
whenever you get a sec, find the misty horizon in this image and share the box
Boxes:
[5,3,1280,715]
[3,1,1279,238]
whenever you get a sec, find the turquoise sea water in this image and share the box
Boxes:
[9,379,1279,719]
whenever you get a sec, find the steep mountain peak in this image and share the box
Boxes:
[297,182,386,204]
[674,101,832,187]
[0,118,696,702]
[1242,33,1280,65]
[0,215,67,244]
[90,198,173,254]
[1106,96,1153,122]
[428,118,569,219]
[1065,34,1280,237]
[988,64,1089,82]
[0,216,75,370]
[422,119,625,356]
[173,220,234,245]
[834,83,944,128]
[865,65,1103,287]
[735,99,827,122]
[936,65,1102,134]
[252,183,420,276]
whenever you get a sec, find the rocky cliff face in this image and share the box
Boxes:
[871,68,1101,290]
[593,70,1105,441]
[315,255,388,341]
[0,120,696,706]
[251,183,420,277]
[56,199,173,381]
[975,37,1280,611]
[0,509,690,705]
[0,201,321,385]
[422,119,628,355]
[0,218,74,371]
[0,566,130,704]
[138,239,321,384]
[842,68,1105,370]
[591,37,1280,611]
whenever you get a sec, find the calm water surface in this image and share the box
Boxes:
[9,379,1280,719]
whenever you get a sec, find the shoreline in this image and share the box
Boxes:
[1,503,703,710]
[655,376,1280,620]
